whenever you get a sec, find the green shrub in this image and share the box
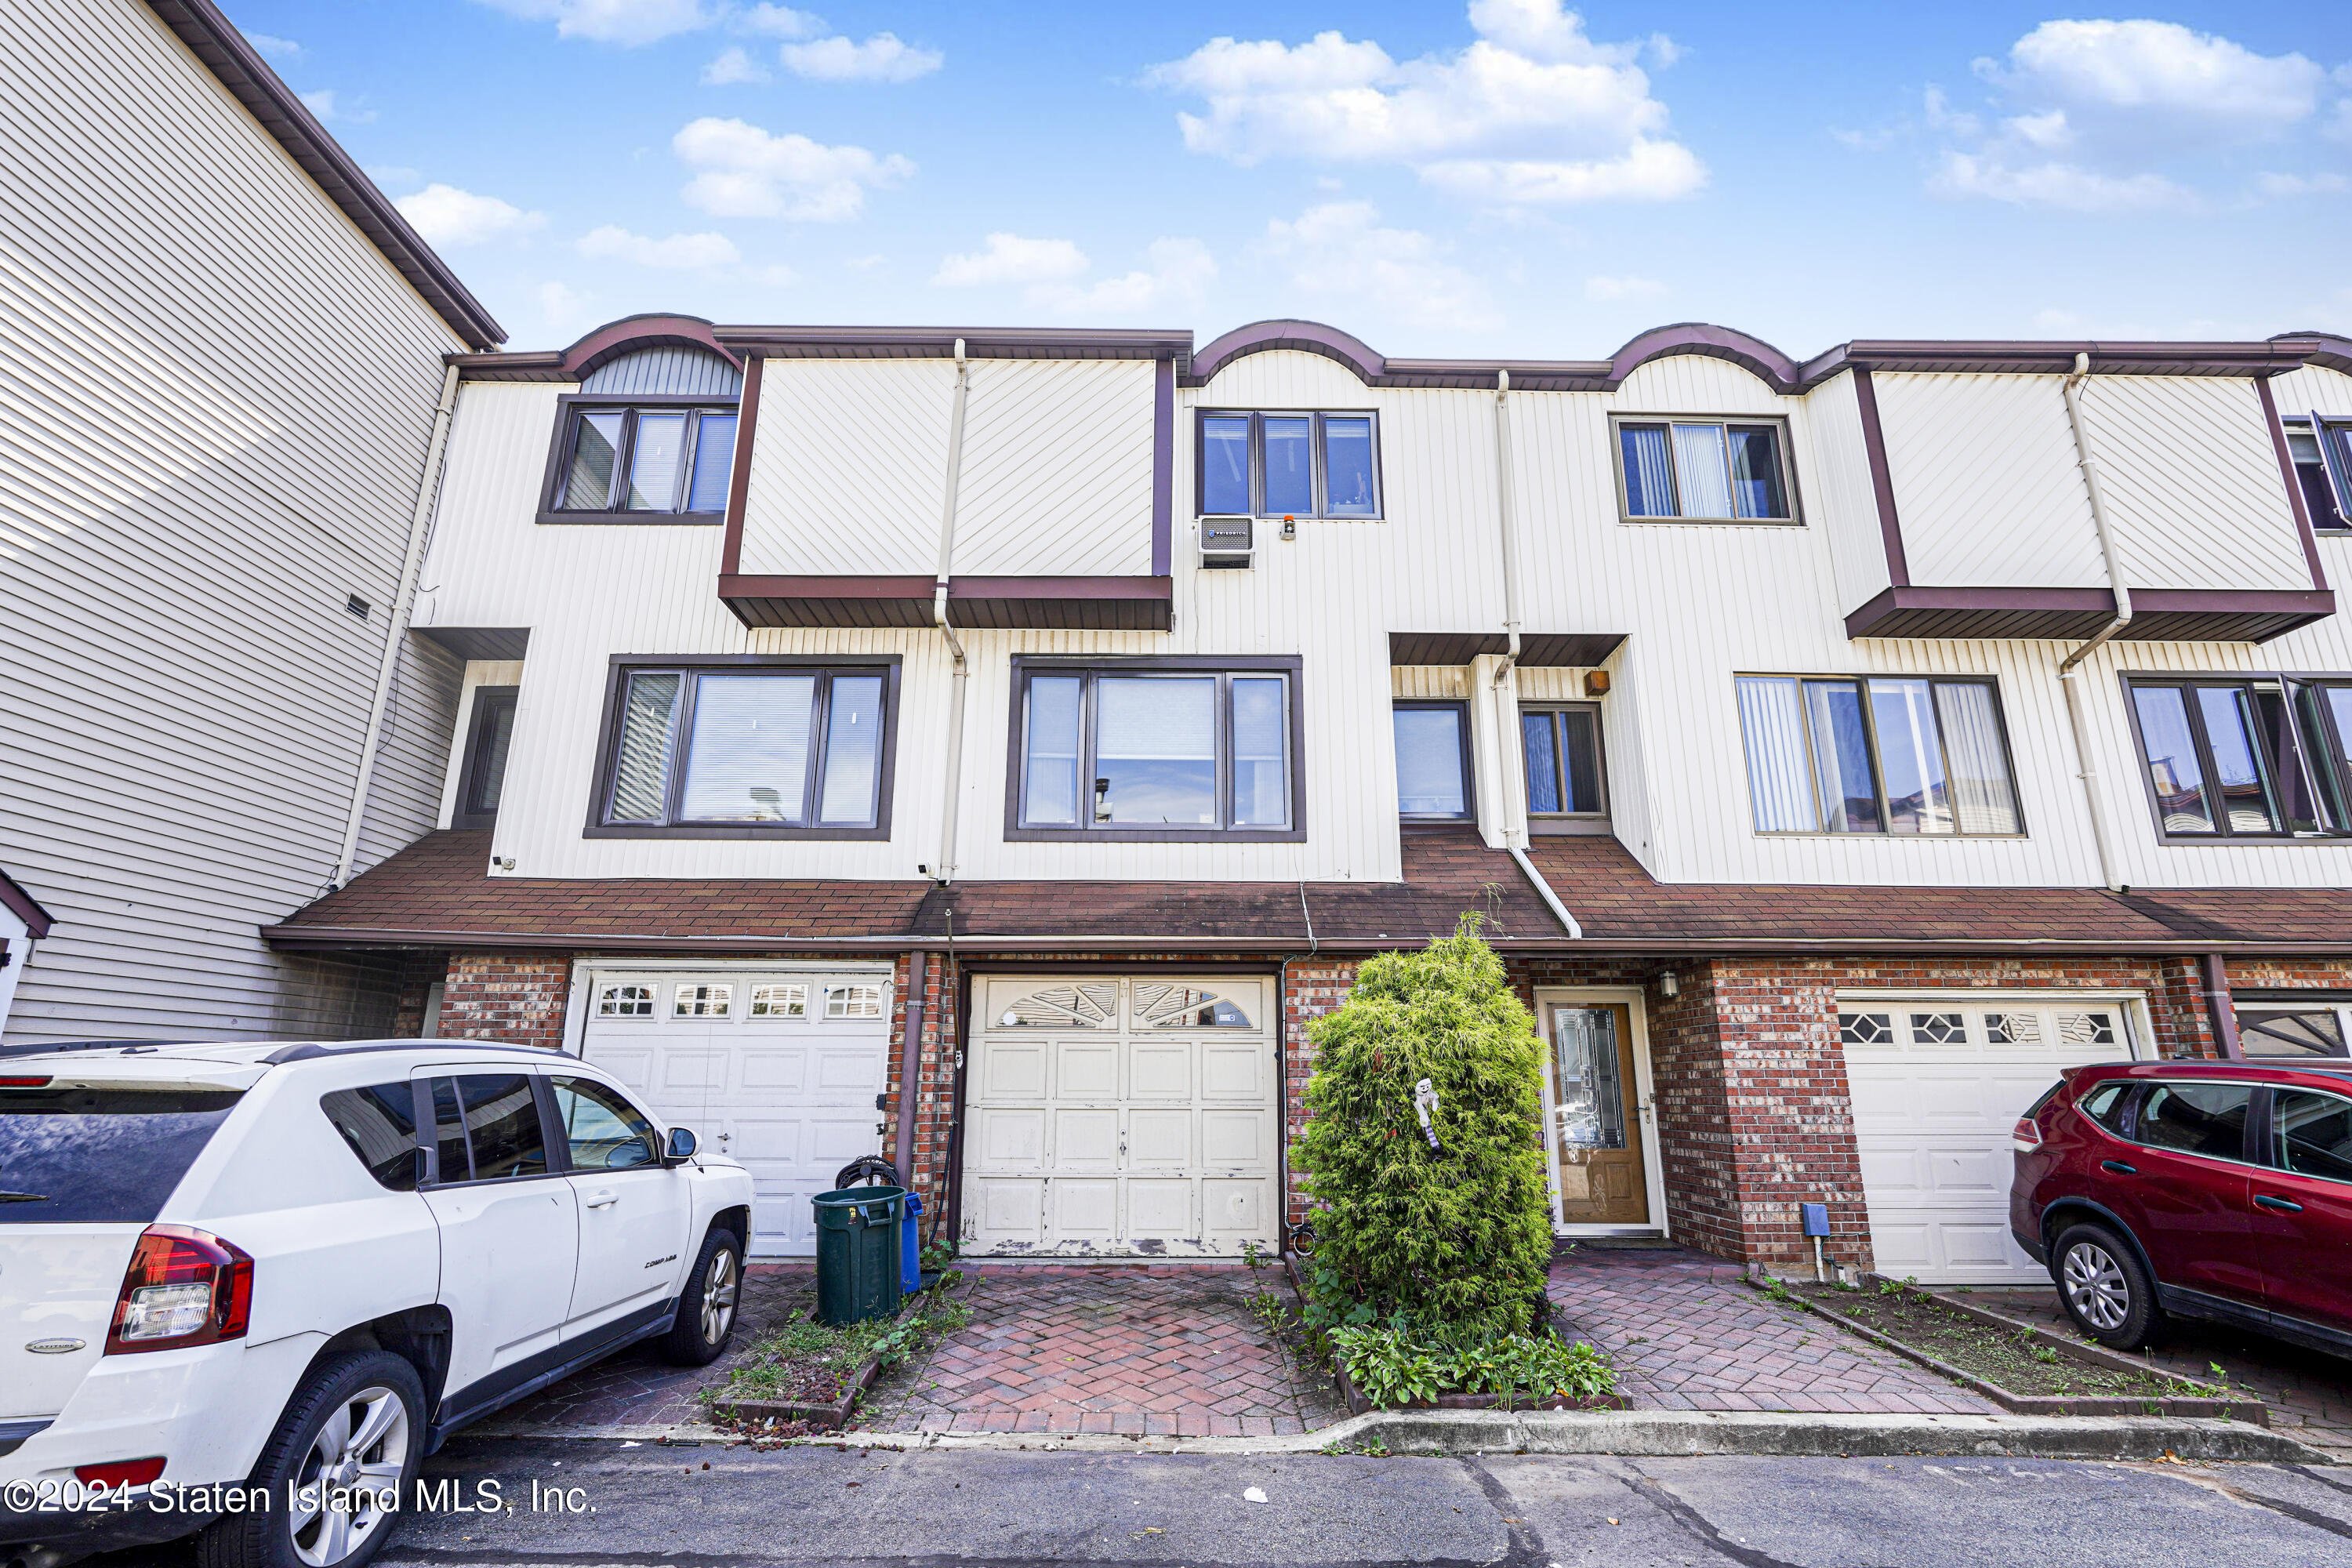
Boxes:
[1330,1324,1615,1410]
[1294,914,1554,1336]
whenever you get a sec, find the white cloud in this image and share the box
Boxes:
[1929,151,2194,212]
[2327,100,2352,144]
[780,32,942,82]
[248,32,302,59]
[473,0,714,46]
[736,3,821,38]
[299,89,376,125]
[933,233,1090,288]
[538,280,600,333]
[931,234,1212,316]
[702,45,770,84]
[2255,171,2350,199]
[1982,20,2321,134]
[1146,0,1702,205]
[1584,274,1665,302]
[2002,109,2071,151]
[672,117,913,220]
[394,183,548,246]
[577,224,742,267]
[1260,201,1499,332]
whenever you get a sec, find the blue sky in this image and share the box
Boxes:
[226,2,2352,357]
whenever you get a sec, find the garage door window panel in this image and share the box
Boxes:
[591,659,898,838]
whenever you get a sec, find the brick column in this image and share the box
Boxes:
[437,952,572,1048]
[882,952,959,1225]
[1279,958,1359,1226]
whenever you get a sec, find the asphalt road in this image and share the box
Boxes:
[80,1436,2352,1568]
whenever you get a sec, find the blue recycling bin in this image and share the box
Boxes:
[901,1190,924,1294]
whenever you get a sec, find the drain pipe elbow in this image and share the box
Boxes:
[1509,844,1584,940]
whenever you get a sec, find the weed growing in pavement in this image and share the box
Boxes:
[710,1282,972,1408]
[1242,1239,1265,1274]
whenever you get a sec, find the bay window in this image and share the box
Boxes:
[1011,659,1301,840]
[590,659,896,837]
[1736,674,2022,836]
[1615,416,1795,523]
[546,398,739,520]
[1199,410,1380,519]
[2125,674,2352,840]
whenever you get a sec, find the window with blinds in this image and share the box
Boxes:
[1011,661,1299,837]
[1735,673,2023,837]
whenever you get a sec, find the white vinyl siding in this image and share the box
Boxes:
[0,0,466,1044]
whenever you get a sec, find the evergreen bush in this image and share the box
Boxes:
[1294,914,1553,1336]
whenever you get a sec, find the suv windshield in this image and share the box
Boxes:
[0,1083,245,1223]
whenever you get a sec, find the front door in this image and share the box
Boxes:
[1544,1002,1652,1229]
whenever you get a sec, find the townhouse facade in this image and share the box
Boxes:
[265,308,2352,1283]
[0,0,503,1043]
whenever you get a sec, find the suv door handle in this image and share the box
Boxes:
[2253,1194,2304,1213]
[584,1190,619,1210]
[2100,1160,2137,1174]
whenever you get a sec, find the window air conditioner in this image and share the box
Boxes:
[1200,515,1254,570]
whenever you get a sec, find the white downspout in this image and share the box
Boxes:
[2057,351,2132,892]
[1487,369,1582,938]
[330,364,460,891]
[931,340,971,886]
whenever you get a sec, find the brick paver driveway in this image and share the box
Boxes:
[1957,1286,2352,1455]
[1547,1247,1995,1415]
[855,1263,1346,1437]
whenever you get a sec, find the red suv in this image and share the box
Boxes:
[2011,1059,2352,1352]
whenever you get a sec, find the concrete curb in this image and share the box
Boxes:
[462,1409,2338,1465]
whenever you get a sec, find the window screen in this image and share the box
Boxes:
[1393,702,1471,818]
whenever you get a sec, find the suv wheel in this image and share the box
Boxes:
[2053,1222,2163,1350]
[199,1348,425,1568]
[660,1227,744,1366]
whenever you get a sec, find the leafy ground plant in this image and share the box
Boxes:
[1330,1323,1616,1410]
[710,1286,972,1408]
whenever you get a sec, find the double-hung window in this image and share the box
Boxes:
[1199,411,1380,518]
[1736,674,2023,836]
[547,399,739,520]
[592,659,896,837]
[1521,705,1607,822]
[1011,659,1301,839]
[1392,701,1472,820]
[2125,674,2352,839]
[2285,417,2352,532]
[1614,416,1795,522]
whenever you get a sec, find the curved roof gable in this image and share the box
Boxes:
[1184,318,1806,393]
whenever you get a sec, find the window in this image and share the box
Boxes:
[2237,1004,2351,1060]
[1615,416,1795,522]
[825,984,883,1019]
[2284,418,2352,532]
[592,660,897,837]
[2124,675,2352,840]
[2273,1089,2352,1183]
[1198,411,1380,519]
[2132,1081,2252,1161]
[552,1077,660,1171]
[321,1084,421,1191]
[597,983,654,1017]
[750,984,808,1018]
[1392,702,1472,820]
[1736,674,2023,836]
[1521,706,1606,820]
[548,401,739,518]
[673,983,732,1018]
[1010,659,1302,839]
[2078,1080,2132,1134]
[428,1074,550,1184]
[452,686,517,830]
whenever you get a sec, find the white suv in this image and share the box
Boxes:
[0,1038,755,1568]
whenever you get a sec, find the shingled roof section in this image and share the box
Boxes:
[264,829,2352,956]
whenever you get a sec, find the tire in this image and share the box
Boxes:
[197,1348,426,1568]
[660,1226,744,1366]
[2052,1222,2164,1350]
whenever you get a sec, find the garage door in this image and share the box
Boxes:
[1843,994,2140,1284]
[580,967,891,1258]
[964,975,1279,1258]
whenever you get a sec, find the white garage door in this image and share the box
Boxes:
[580,967,891,1258]
[964,975,1279,1259]
[1843,993,2141,1284]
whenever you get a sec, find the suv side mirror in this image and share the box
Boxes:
[665,1127,699,1164]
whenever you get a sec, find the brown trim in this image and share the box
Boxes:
[1852,369,1911,587]
[713,325,1191,361]
[260,924,2352,958]
[1152,358,1174,575]
[2204,953,2246,1061]
[563,315,739,378]
[720,575,1174,632]
[1386,632,1625,666]
[1845,586,2335,644]
[719,354,763,577]
[0,867,53,940]
[142,1,503,348]
[450,686,517,832]
[413,627,529,662]
[1003,655,1309,844]
[580,655,901,842]
[2256,378,2332,593]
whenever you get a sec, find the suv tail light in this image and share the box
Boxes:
[2010,1115,2045,1152]
[105,1225,252,1354]
[75,1458,166,1489]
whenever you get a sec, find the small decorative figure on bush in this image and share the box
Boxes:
[1294,913,1553,1338]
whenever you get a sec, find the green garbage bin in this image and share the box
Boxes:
[814,1186,905,1325]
